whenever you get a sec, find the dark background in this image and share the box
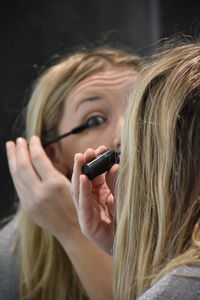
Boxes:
[1,0,200,220]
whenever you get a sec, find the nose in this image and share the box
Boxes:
[112,116,124,151]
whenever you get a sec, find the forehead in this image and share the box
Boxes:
[59,67,139,120]
[68,67,137,97]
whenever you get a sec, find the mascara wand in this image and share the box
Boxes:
[43,122,90,147]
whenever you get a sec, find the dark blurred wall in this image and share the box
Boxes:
[2,0,200,219]
[160,0,200,38]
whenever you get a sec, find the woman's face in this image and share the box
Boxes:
[52,67,137,176]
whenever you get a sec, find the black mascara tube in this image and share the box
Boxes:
[82,149,120,180]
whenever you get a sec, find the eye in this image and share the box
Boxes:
[86,115,106,128]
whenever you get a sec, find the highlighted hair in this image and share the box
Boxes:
[115,42,200,299]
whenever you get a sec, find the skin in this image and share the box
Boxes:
[71,146,118,255]
[53,68,136,175]
[6,67,136,300]
[71,146,117,255]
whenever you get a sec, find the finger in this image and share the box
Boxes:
[15,137,41,186]
[71,152,86,209]
[95,145,108,156]
[106,163,119,195]
[84,148,96,162]
[79,174,94,231]
[105,164,118,220]
[29,136,58,180]
[71,148,98,208]
[87,145,108,187]
[84,145,108,163]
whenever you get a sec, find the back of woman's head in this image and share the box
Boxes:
[115,41,200,299]
[26,46,142,142]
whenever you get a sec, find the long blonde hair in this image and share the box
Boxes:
[115,42,200,299]
[16,47,142,300]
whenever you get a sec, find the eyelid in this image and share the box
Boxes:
[83,112,106,121]
[86,114,106,120]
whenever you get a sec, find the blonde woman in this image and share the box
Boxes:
[4,46,142,300]
[72,41,200,299]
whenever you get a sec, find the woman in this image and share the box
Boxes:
[72,41,200,299]
[4,46,142,299]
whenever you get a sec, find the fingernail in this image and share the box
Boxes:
[5,141,11,150]
[16,137,24,144]
[30,135,38,142]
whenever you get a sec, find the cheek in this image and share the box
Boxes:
[58,139,77,174]
[77,131,115,152]
[60,137,100,173]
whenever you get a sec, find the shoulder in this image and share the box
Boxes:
[0,217,20,300]
[0,216,19,256]
[138,264,200,300]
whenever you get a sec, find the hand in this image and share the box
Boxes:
[6,136,79,244]
[71,146,119,255]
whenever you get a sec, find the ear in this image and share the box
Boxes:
[44,143,69,175]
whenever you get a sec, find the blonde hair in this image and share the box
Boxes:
[115,42,200,299]
[16,47,142,300]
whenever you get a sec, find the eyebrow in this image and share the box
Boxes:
[75,96,101,111]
